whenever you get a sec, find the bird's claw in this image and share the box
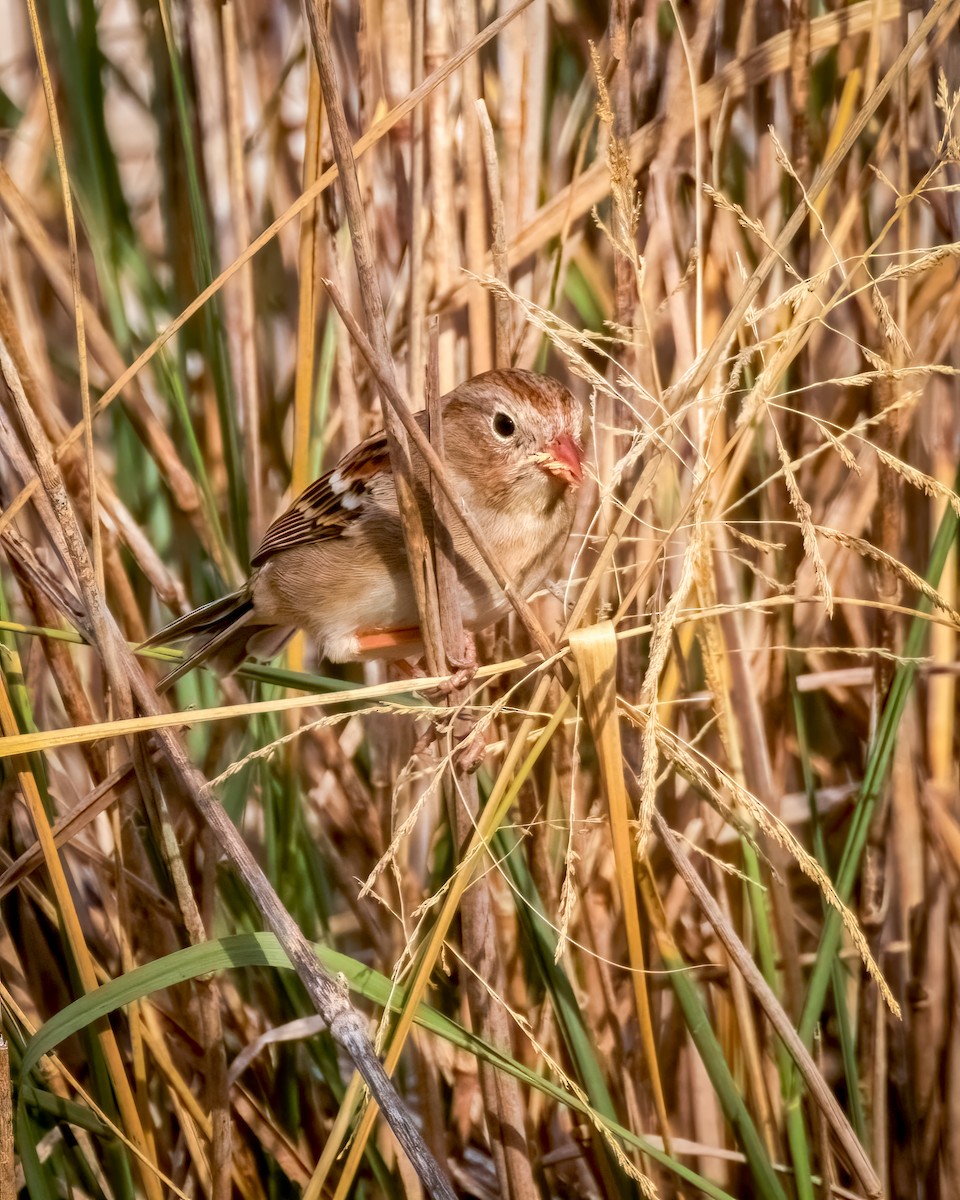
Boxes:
[453,728,488,773]
[420,631,478,697]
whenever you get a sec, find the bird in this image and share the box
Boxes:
[143,368,584,692]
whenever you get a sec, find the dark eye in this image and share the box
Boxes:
[492,412,516,439]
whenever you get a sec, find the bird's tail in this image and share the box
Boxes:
[141,590,264,693]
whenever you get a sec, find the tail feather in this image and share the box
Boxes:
[141,590,254,648]
[142,590,260,693]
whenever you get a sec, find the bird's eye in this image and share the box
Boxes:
[492,412,516,439]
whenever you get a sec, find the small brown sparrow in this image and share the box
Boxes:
[145,368,584,691]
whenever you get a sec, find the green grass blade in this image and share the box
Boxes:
[495,824,641,1196]
[651,932,790,1200]
[791,670,867,1143]
[798,473,960,1047]
[21,932,739,1199]
[157,6,247,561]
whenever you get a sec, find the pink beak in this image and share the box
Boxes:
[541,433,583,488]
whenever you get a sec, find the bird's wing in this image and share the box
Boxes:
[251,431,391,566]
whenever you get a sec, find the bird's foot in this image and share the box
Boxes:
[439,631,478,695]
[387,632,478,697]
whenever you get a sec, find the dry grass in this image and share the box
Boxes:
[1,1,959,1198]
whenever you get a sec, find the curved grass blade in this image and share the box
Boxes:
[21,932,739,1199]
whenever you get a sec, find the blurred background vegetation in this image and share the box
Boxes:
[1,0,959,1197]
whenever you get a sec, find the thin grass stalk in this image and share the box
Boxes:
[222,0,263,538]
[0,0,536,544]
[649,810,882,1198]
[407,0,426,399]
[38,0,139,361]
[797,469,960,1048]
[301,1072,365,1198]
[288,60,324,675]
[2,322,455,1200]
[185,0,239,451]
[476,99,513,367]
[665,0,705,361]
[426,321,536,1200]
[448,770,539,1200]
[455,0,493,374]
[513,0,546,311]
[497,2,522,239]
[301,0,450,678]
[327,675,567,1187]
[294,60,323,505]
[709,857,780,1155]
[711,531,814,1193]
[790,671,867,1144]
[107,803,158,1189]
[156,0,248,562]
[24,0,101,593]
[636,861,790,1200]
[0,674,460,761]
[0,1039,14,1200]
[493,822,641,1194]
[672,0,957,411]
[691,552,781,1155]
[928,411,958,788]
[425,0,459,389]
[569,623,669,1167]
[0,674,162,1200]
[871,976,890,1194]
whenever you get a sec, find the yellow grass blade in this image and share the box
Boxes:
[569,621,671,1154]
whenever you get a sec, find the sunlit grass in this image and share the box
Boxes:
[1,2,958,1198]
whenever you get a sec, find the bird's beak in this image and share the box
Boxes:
[531,433,583,488]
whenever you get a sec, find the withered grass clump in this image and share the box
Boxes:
[1,2,959,1198]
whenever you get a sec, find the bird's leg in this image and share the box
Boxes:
[409,722,438,758]
[375,629,477,696]
[422,630,477,696]
[406,712,486,773]
[379,636,485,767]
[355,627,423,656]
[452,721,488,773]
[444,630,477,691]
